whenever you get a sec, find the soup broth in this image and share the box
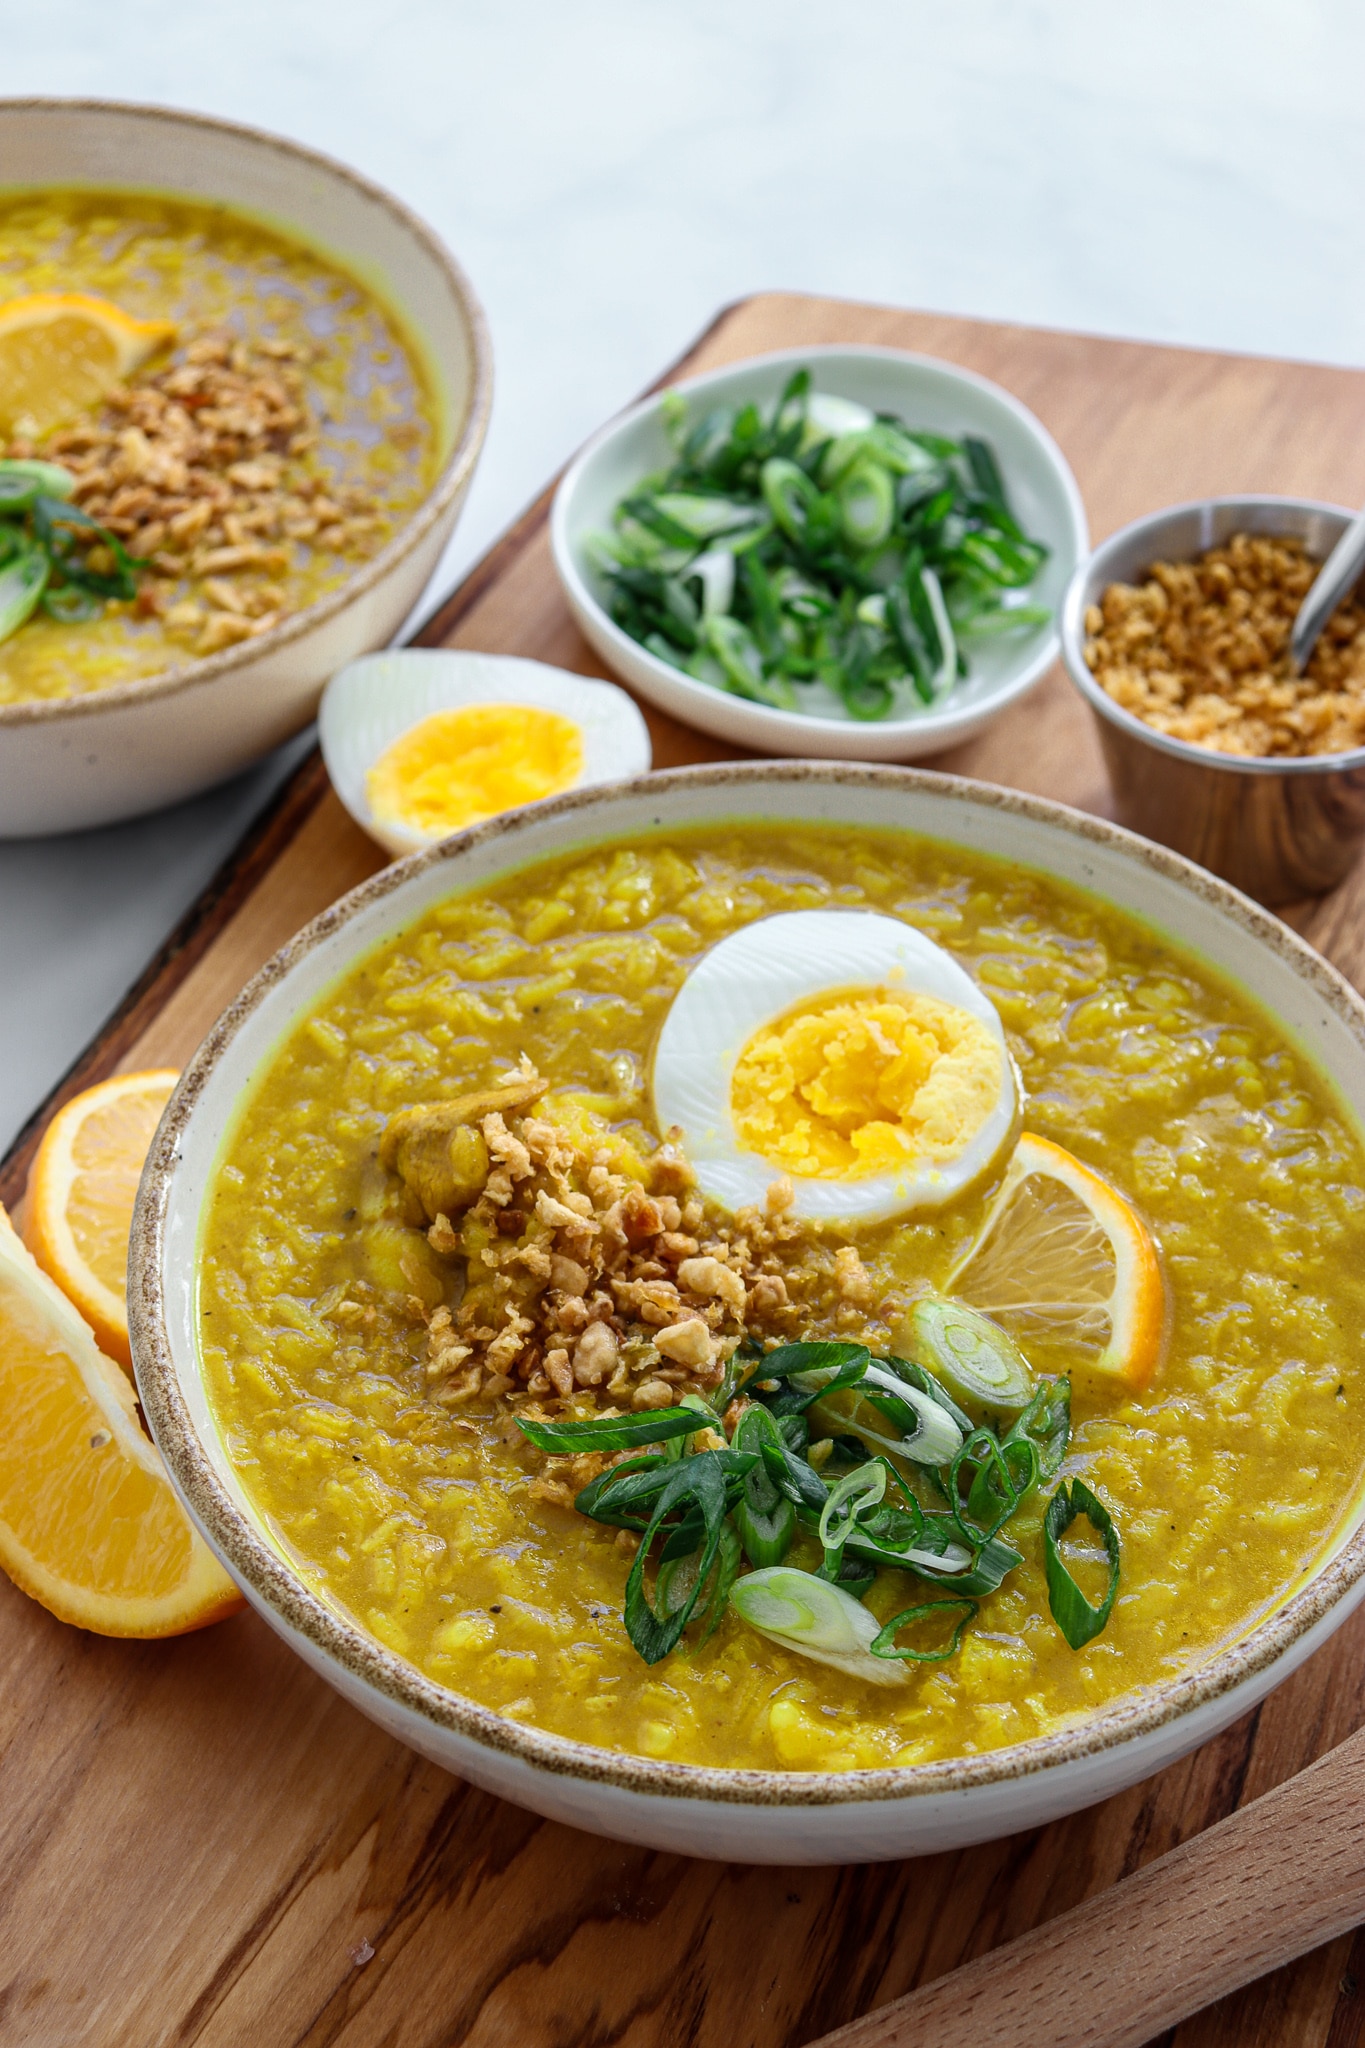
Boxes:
[0,189,437,704]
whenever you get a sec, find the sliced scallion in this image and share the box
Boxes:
[1044,1478,1121,1648]
[1004,1375,1071,1481]
[0,458,76,511]
[816,1458,888,1559]
[516,1407,703,1455]
[908,1297,1034,1413]
[954,1427,1039,1543]
[0,541,49,644]
[729,1566,906,1686]
[656,1516,743,1649]
[870,1597,977,1664]
[593,373,1050,722]
[733,1406,798,1566]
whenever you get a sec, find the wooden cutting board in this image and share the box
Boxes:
[5,291,1365,2048]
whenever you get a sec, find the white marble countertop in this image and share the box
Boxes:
[3,0,1362,1151]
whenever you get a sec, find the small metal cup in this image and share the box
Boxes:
[1059,497,1365,905]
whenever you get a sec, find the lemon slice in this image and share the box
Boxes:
[945,1132,1166,1389]
[0,293,175,437]
[26,1069,179,1375]
[0,1203,241,1636]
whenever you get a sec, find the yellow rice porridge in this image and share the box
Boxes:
[0,189,438,703]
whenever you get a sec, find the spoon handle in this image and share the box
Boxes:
[1291,507,1365,672]
[803,1720,1365,2048]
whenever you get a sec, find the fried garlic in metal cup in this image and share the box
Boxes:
[1060,497,1365,904]
[132,764,1365,1861]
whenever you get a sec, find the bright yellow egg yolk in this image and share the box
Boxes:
[366,704,585,836]
[730,990,1003,1180]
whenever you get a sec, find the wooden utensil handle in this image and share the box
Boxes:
[807,1721,1365,2048]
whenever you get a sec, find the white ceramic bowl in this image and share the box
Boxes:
[550,346,1087,761]
[319,648,652,857]
[0,98,493,837]
[132,763,1365,1864]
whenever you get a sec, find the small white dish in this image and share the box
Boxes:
[550,345,1088,762]
[319,649,653,856]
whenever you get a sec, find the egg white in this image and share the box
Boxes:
[651,909,1020,1222]
[319,649,653,858]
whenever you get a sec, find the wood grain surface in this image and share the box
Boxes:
[808,1722,1365,2048]
[5,291,1365,2048]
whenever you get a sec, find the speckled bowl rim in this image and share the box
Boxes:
[1060,494,1365,777]
[132,760,1365,1809]
[0,96,493,728]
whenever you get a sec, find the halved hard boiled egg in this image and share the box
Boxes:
[652,909,1020,1222]
[320,649,652,858]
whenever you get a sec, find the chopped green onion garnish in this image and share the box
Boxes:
[908,1297,1034,1412]
[516,1407,703,1454]
[1005,1376,1071,1481]
[0,541,49,644]
[817,1458,888,1558]
[1044,1478,1121,1648]
[0,458,77,513]
[535,1323,1115,1683]
[656,1517,743,1650]
[870,1597,977,1664]
[732,1405,798,1566]
[954,1426,1039,1542]
[42,584,102,624]
[0,469,142,642]
[729,1567,906,1686]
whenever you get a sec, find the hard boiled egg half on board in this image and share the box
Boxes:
[652,910,1021,1222]
[320,649,652,858]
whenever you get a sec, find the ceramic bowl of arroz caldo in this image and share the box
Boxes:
[132,761,1365,1864]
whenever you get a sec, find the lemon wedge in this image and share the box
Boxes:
[26,1069,179,1374]
[0,1202,241,1636]
[0,293,175,437]
[945,1132,1166,1389]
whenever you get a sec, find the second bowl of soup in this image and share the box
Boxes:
[0,99,491,833]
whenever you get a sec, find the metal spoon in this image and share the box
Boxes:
[1289,503,1365,671]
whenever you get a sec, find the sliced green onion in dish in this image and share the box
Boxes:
[808,1374,963,1470]
[902,1525,1022,1598]
[521,1327,1111,1680]
[590,367,1052,723]
[516,1406,705,1455]
[817,1459,889,1560]
[1044,1478,1121,1648]
[907,1296,1034,1413]
[0,462,144,646]
[0,541,50,642]
[1005,1375,1072,1481]
[732,1405,799,1566]
[954,1427,1039,1543]
[42,584,103,624]
[656,1518,743,1650]
[621,1450,752,1665]
[739,1337,870,1391]
[0,458,76,511]
[32,496,143,600]
[729,1567,907,1686]
[870,1597,977,1664]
